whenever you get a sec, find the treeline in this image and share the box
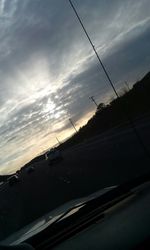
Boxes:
[58,71,150,150]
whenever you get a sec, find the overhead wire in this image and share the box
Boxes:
[68,0,150,159]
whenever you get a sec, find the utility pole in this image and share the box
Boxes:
[56,137,61,146]
[124,81,130,91]
[69,118,78,133]
[89,96,98,108]
[68,0,119,99]
[68,0,150,160]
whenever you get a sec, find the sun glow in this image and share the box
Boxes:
[43,98,56,115]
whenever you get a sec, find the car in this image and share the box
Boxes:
[7,175,20,186]
[45,148,63,166]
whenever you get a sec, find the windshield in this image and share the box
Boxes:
[0,0,150,243]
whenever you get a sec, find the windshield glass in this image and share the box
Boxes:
[0,0,150,243]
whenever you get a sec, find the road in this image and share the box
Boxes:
[0,116,150,240]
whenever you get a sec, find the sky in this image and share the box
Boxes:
[0,0,150,174]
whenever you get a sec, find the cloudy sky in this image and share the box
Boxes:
[0,0,150,174]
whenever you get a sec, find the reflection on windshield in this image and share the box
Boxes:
[1,186,116,245]
[0,0,150,244]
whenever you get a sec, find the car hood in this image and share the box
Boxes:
[1,186,116,246]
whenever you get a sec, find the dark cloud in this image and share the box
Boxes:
[102,24,150,87]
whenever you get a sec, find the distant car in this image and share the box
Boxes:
[45,148,63,165]
[27,166,35,174]
[8,174,20,186]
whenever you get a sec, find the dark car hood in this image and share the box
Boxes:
[1,186,116,246]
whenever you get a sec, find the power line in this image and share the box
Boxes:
[68,0,150,159]
[68,0,119,99]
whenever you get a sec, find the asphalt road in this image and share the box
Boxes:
[0,116,150,240]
